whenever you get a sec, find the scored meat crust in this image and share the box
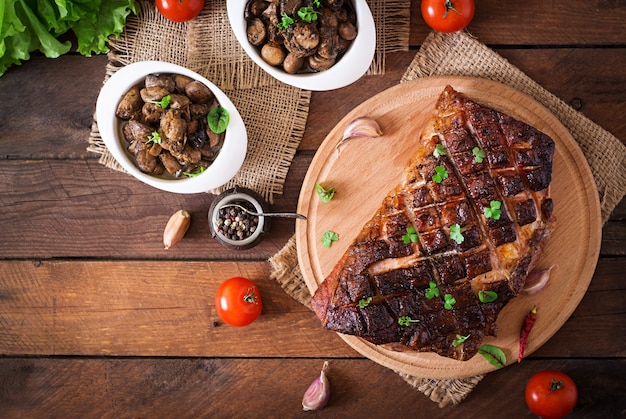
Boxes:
[311,86,556,361]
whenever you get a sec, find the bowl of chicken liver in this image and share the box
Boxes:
[96,61,247,194]
[227,0,376,91]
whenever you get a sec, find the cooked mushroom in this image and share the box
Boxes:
[116,86,142,120]
[283,52,305,74]
[159,152,183,175]
[317,26,339,60]
[338,21,357,40]
[160,110,187,153]
[142,102,164,125]
[140,86,170,103]
[308,53,335,71]
[123,120,154,143]
[168,93,191,110]
[247,18,267,47]
[245,0,269,19]
[283,22,320,57]
[280,0,303,15]
[144,74,175,92]
[173,74,194,92]
[261,42,287,66]
[184,81,214,104]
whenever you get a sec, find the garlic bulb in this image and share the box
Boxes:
[302,361,330,411]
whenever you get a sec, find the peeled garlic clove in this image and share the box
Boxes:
[521,265,556,295]
[163,209,191,250]
[302,361,330,411]
[336,116,382,152]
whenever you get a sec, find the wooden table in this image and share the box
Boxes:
[1,1,624,417]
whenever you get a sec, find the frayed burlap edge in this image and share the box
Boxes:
[268,235,481,407]
[402,31,626,223]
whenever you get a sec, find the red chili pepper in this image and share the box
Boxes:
[518,305,537,363]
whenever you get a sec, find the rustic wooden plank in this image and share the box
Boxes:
[410,0,626,46]
[0,258,623,357]
[1,49,625,159]
[0,260,357,357]
[0,157,623,259]
[0,357,624,417]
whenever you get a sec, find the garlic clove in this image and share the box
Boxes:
[336,116,383,152]
[302,361,330,411]
[163,209,191,250]
[521,265,556,295]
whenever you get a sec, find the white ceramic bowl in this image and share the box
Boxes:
[95,61,247,194]
[227,0,376,91]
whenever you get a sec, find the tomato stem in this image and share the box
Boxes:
[442,0,461,19]
[243,286,259,304]
[545,378,564,396]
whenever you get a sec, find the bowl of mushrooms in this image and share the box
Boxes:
[227,0,376,91]
[95,61,247,194]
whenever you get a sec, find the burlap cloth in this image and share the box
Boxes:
[269,30,626,407]
[87,0,410,203]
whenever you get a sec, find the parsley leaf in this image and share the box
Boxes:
[402,226,419,244]
[449,223,464,244]
[321,230,338,248]
[425,281,440,300]
[434,143,447,158]
[472,146,486,163]
[443,294,456,310]
[432,165,449,183]
[484,200,502,220]
[478,290,498,303]
[315,183,336,203]
[397,315,419,326]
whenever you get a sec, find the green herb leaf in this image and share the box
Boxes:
[443,294,456,310]
[478,344,507,368]
[297,6,320,22]
[183,166,206,178]
[401,226,419,244]
[321,230,339,248]
[452,334,470,347]
[449,224,464,244]
[484,200,502,220]
[432,165,449,183]
[315,183,336,203]
[434,143,447,158]
[478,290,498,303]
[276,13,294,29]
[207,106,230,134]
[146,131,161,145]
[153,95,171,109]
[425,281,440,300]
[397,315,419,326]
[472,147,486,163]
[357,296,372,308]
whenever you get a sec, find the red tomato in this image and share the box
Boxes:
[525,370,578,419]
[215,277,262,327]
[421,0,475,33]
[155,0,205,22]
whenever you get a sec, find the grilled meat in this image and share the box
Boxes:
[311,86,556,361]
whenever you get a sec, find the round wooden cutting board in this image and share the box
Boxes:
[295,76,602,379]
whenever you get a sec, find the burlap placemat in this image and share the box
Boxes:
[269,30,626,407]
[87,0,410,203]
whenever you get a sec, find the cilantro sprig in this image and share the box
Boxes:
[484,200,502,220]
[472,146,486,163]
[402,226,419,244]
[452,334,470,347]
[321,230,338,248]
[443,294,457,310]
[432,165,449,183]
[398,315,419,326]
[148,94,171,109]
[315,183,336,203]
[449,223,464,244]
[276,13,294,29]
[425,281,440,300]
[297,6,320,22]
[357,296,372,308]
[434,143,447,158]
[478,290,498,303]
[146,131,161,145]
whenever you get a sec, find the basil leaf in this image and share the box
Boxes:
[478,344,507,368]
[207,106,230,134]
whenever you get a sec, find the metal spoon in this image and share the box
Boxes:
[220,203,307,220]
